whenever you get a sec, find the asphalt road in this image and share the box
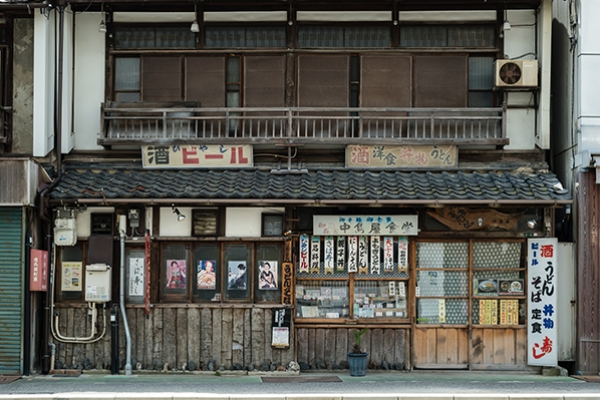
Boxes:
[1,370,600,399]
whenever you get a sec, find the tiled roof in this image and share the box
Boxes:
[49,164,571,204]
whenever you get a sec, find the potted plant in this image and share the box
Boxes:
[347,328,369,376]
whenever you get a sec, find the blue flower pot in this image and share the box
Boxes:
[347,352,368,376]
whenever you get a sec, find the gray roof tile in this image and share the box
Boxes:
[49,164,572,204]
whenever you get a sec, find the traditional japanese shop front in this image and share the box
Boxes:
[47,159,571,372]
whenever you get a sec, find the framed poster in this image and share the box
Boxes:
[258,261,278,290]
[197,260,217,290]
[228,261,247,290]
[166,259,187,289]
[61,262,82,292]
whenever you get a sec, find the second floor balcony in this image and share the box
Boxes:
[99,103,507,148]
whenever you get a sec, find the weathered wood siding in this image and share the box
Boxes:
[52,306,294,371]
[470,328,527,370]
[296,328,409,370]
[578,171,600,375]
[413,327,469,368]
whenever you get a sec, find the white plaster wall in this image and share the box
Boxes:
[159,207,193,237]
[113,12,195,23]
[33,11,56,157]
[73,12,105,151]
[503,10,537,60]
[61,9,74,153]
[225,207,284,237]
[297,11,391,22]
[205,12,286,22]
[398,11,496,22]
[505,109,536,150]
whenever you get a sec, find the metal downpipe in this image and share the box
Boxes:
[119,215,132,375]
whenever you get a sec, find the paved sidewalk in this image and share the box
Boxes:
[0,371,599,400]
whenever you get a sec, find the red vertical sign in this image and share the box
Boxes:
[30,249,48,291]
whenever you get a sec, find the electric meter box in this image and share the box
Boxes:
[85,263,112,303]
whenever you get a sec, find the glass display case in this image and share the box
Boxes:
[295,280,350,318]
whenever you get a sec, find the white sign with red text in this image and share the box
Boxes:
[527,238,558,366]
[142,145,253,168]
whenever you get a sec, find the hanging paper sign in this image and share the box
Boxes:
[128,257,145,296]
[438,299,446,323]
[313,215,418,236]
[324,236,335,275]
[30,249,48,292]
[299,234,309,273]
[398,237,408,274]
[358,236,369,275]
[310,236,321,274]
[527,238,558,367]
[347,236,358,273]
[383,237,394,273]
[399,281,406,297]
[336,236,345,272]
[370,236,381,275]
[388,281,396,296]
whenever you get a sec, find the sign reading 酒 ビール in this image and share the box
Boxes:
[346,145,457,168]
[142,144,253,168]
[527,238,558,367]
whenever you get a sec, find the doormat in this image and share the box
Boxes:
[571,375,600,383]
[0,376,21,384]
[261,375,342,383]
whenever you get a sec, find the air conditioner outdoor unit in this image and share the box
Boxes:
[494,59,538,88]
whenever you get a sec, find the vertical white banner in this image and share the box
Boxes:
[398,236,408,274]
[358,236,369,274]
[324,236,335,275]
[299,234,309,273]
[336,236,345,272]
[310,236,321,274]
[370,236,381,274]
[347,236,358,272]
[527,238,558,366]
[383,237,394,272]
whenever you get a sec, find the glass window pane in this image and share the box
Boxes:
[255,243,283,303]
[115,58,140,91]
[193,243,221,302]
[224,243,252,300]
[245,27,286,47]
[344,26,390,47]
[416,242,469,269]
[469,57,494,90]
[295,280,349,318]
[473,242,522,268]
[416,270,469,296]
[400,26,447,47]
[354,281,407,318]
[298,26,344,47]
[205,27,245,48]
[468,92,493,107]
[448,25,495,47]
[417,298,468,324]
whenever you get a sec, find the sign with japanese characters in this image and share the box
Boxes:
[324,236,335,274]
[30,249,48,292]
[313,215,418,236]
[298,234,309,273]
[346,145,457,168]
[527,238,558,367]
[142,144,253,168]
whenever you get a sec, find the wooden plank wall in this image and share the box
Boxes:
[296,328,409,370]
[470,328,527,370]
[413,327,468,368]
[52,306,294,371]
[578,171,600,374]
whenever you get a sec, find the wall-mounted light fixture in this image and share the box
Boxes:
[172,204,186,222]
[190,2,200,33]
[98,3,107,33]
[502,2,511,32]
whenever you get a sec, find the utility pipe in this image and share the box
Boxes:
[119,215,132,375]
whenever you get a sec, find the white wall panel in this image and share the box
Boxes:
[579,0,600,54]
[73,13,105,151]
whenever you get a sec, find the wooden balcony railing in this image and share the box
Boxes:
[99,102,507,147]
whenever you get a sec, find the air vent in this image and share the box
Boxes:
[91,214,114,235]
